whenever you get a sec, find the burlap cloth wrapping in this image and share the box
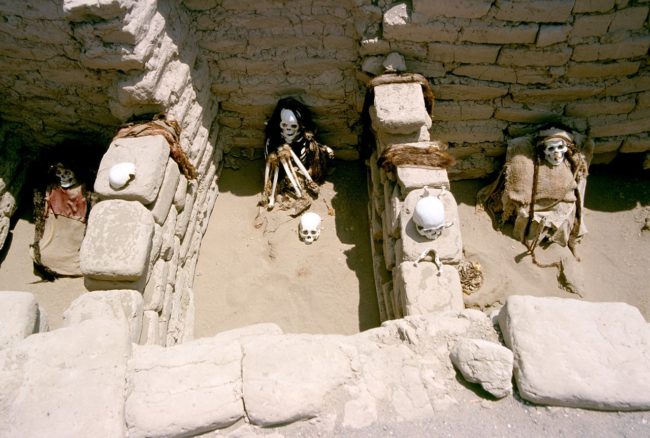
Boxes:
[478,131,593,247]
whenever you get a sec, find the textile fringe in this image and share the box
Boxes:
[377,144,455,176]
[115,115,197,180]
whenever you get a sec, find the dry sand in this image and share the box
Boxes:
[0,157,647,334]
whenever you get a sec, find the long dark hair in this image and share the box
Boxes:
[264,97,314,156]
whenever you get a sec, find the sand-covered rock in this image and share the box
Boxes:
[450,337,513,398]
[499,295,650,410]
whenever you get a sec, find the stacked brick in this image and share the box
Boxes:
[373,0,650,177]
[58,0,220,346]
[367,81,464,321]
[185,0,376,160]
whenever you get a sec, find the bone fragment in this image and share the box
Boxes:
[289,149,314,182]
[281,157,303,198]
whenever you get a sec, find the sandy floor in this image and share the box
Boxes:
[193,159,380,338]
[1,158,647,335]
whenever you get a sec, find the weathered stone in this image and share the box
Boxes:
[0,319,131,437]
[148,158,181,225]
[459,22,538,44]
[431,120,506,143]
[383,52,406,73]
[609,6,649,32]
[80,200,154,281]
[573,0,615,13]
[567,62,640,78]
[142,258,169,312]
[572,37,650,62]
[453,65,517,83]
[498,47,572,67]
[0,292,47,348]
[450,338,513,398]
[94,136,170,204]
[565,97,635,117]
[432,84,508,101]
[571,14,611,38]
[498,295,650,410]
[494,106,560,123]
[126,333,246,437]
[605,75,650,97]
[139,310,159,345]
[590,116,650,138]
[242,334,355,426]
[427,43,499,64]
[495,0,573,22]
[399,187,462,264]
[395,261,464,315]
[372,83,431,134]
[413,0,492,18]
[537,24,571,47]
[512,86,603,103]
[396,166,450,194]
[62,290,143,343]
[433,101,494,121]
[621,136,650,153]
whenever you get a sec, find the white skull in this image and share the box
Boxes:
[280,109,299,143]
[54,163,77,188]
[543,138,569,166]
[299,212,321,244]
[109,162,137,189]
[413,196,446,240]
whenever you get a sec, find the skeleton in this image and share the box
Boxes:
[53,162,78,188]
[261,98,334,209]
[299,212,321,244]
[477,125,593,259]
[542,134,571,166]
[412,188,453,240]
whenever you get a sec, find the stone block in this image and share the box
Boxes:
[605,76,650,97]
[494,106,561,123]
[142,258,169,312]
[431,83,508,101]
[399,188,462,264]
[572,37,650,62]
[174,175,188,211]
[593,138,622,154]
[375,126,432,153]
[573,0,615,13]
[431,120,506,143]
[432,101,495,121]
[148,158,181,225]
[589,116,650,138]
[498,296,650,410]
[0,292,47,348]
[571,14,611,38]
[396,167,450,194]
[413,0,492,18]
[498,47,572,67]
[427,43,499,64]
[0,319,131,437]
[512,86,603,103]
[372,83,431,134]
[621,136,650,153]
[62,290,143,343]
[495,0,573,22]
[94,135,170,204]
[160,206,177,261]
[395,261,463,316]
[139,310,159,345]
[242,334,354,426]
[537,24,571,47]
[565,98,635,117]
[80,200,154,281]
[609,7,649,32]
[125,336,245,437]
[459,22,538,44]
[450,338,513,398]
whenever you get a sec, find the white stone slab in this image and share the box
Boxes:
[62,290,143,343]
[0,292,47,349]
[125,336,245,437]
[397,167,450,193]
[396,261,464,316]
[242,334,354,427]
[0,319,131,437]
[498,295,650,410]
[80,199,154,281]
[94,135,170,204]
[372,83,431,134]
[399,188,462,264]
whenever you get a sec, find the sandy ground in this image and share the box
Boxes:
[193,159,380,338]
[0,157,648,435]
[0,157,647,333]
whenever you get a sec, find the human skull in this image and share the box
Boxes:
[109,162,137,189]
[280,109,299,143]
[299,212,321,244]
[412,196,446,240]
[54,163,77,188]
[543,138,569,166]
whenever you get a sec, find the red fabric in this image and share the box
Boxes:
[46,185,88,222]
